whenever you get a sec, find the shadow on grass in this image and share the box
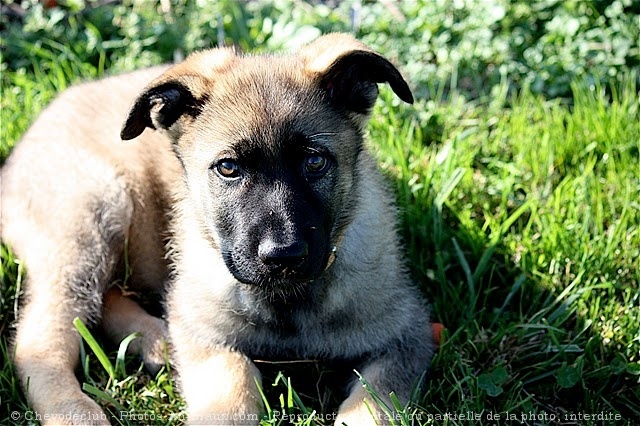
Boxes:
[395,175,640,423]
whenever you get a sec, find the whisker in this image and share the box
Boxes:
[308,132,338,140]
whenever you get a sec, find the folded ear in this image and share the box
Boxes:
[120,80,204,140]
[121,48,237,141]
[301,33,413,117]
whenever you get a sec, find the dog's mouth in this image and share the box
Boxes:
[221,245,331,291]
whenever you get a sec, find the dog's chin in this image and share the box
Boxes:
[230,266,318,291]
[222,254,326,294]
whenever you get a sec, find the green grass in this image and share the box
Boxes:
[367,77,640,423]
[1,4,639,426]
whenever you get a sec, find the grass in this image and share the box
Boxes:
[368,77,640,423]
[1,8,639,426]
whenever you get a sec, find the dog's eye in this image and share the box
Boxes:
[215,160,241,179]
[304,154,329,176]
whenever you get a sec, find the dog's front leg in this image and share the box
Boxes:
[335,342,433,426]
[178,348,263,425]
[13,275,111,425]
[102,287,168,374]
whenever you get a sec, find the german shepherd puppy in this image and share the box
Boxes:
[1,33,434,425]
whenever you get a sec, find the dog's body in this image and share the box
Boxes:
[1,34,434,425]
[1,66,176,423]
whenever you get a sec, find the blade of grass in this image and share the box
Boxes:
[490,274,526,328]
[73,317,115,380]
[82,383,125,412]
[452,237,476,306]
[115,332,141,378]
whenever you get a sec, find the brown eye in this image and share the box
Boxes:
[304,154,329,176]
[215,159,241,179]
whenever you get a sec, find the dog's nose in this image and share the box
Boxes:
[258,239,309,270]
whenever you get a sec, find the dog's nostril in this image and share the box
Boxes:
[258,240,309,269]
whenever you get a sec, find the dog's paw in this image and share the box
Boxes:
[335,410,380,426]
[186,407,261,426]
[335,398,387,426]
[139,316,169,375]
[44,395,110,425]
[185,386,261,425]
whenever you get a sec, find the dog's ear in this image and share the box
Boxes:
[301,33,413,117]
[120,80,204,141]
[121,48,237,141]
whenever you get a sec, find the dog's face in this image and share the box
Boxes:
[121,34,413,292]
[180,67,363,290]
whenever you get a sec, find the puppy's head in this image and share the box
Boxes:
[121,33,413,292]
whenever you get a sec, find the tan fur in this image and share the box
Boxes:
[178,349,263,425]
[1,34,433,425]
[2,66,177,425]
[102,287,167,372]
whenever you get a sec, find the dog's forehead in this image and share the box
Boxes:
[196,55,331,144]
[215,55,313,113]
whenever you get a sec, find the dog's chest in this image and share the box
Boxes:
[228,288,366,360]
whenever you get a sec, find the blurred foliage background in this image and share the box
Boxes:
[1,0,638,100]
